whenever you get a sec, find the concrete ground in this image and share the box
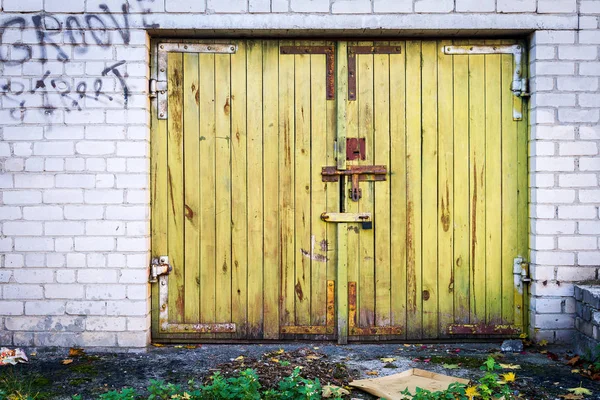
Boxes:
[1,342,599,399]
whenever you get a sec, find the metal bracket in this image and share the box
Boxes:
[443,44,528,120]
[513,256,531,294]
[322,165,387,202]
[348,46,402,101]
[149,256,171,283]
[348,282,402,335]
[280,281,335,335]
[280,46,335,100]
[155,43,237,120]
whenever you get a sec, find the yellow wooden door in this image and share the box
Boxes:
[339,40,528,341]
[151,39,528,342]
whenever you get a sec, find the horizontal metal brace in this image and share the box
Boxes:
[448,324,521,335]
[280,46,335,100]
[321,212,371,223]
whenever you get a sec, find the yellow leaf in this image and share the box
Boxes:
[184,345,197,349]
[501,372,516,382]
[499,363,521,370]
[540,350,548,354]
[151,343,164,347]
[538,339,548,347]
[442,363,459,369]
[69,348,85,357]
[567,385,592,396]
[403,344,411,347]
[305,355,322,361]
[519,333,528,339]
[571,369,580,374]
[313,347,320,350]
[234,356,245,362]
[465,386,480,399]
[61,359,73,365]
[380,357,396,363]
[322,384,350,398]
[174,345,183,349]
[560,394,584,400]
[270,358,280,363]
[366,371,379,376]
[276,348,285,354]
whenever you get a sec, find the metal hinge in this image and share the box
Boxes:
[154,43,237,120]
[513,256,531,294]
[149,256,171,283]
[443,44,529,120]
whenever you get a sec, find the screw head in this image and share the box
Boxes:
[160,113,164,117]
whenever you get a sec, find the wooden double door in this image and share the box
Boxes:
[150,39,528,343]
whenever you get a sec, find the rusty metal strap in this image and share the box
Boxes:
[280,46,335,100]
[321,165,387,182]
[348,46,402,101]
[280,281,335,335]
[348,282,403,336]
[448,324,521,335]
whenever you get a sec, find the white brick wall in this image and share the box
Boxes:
[0,0,597,348]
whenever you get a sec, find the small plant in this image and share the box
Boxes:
[264,367,323,400]
[0,368,51,400]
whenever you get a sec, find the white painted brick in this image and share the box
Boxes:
[23,206,63,220]
[580,62,600,76]
[25,301,65,316]
[208,0,247,12]
[3,222,43,236]
[43,189,83,204]
[127,254,149,269]
[119,270,148,284]
[332,0,371,13]
[56,270,76,284]
[116,142,148,157]
[45,159,64,172]
[533,251,575,265]
[497,0,535,12]
[117,331,148,347]
[65,158,85,171]
[0,175,14,189]
[66,301,106,316]
[374,0,412,12]
[86,221,125,236]
[531,235,555,250]
[559,236,598,250]
[165,0,207,12]
[96,174,115,188]
[45,284,84,299]
[106,300,149,316]
[66,253,86,268]
[86,158,106,172]
[534,314,574,330]
[579,93,600,108]
[272,0,289,11]
[3,191,42,205]
[76,141,116,156]
[33,142,74,156]
[532,141,556,156]
[55,174,96,189]
[581,158,600,172]
[580,126,600,140]
[456,0,494,12]
[533,157,575,171]
[0,207,22,220]
[86,285,126,300]
[126,285,149,300]
[4,159,24,172]
[580,190,600,203]
[534,30,576,44]
[44,0,85,12]
[581,0,600,13]
[74,237,115,252]
[126,316,150,331]
[579,31,600,44]
[14,174,53,189]
[533,188,577,203]
[45,222,85,236]
[290,0,330,12]
[126,126,149,141]
[126,190,149,204]
[117,237,149,252]
[47,254,65,268]
[106,206,147,220]
[559,109,599,123]
[3,285,43,299]
[116,174,148,189]
[533,297,563,313]
[558,205,597,219]
[559,142,598,156]
[86,316,126,331]
[85,126,126,140]
[25,159,44,172]
[534,220,576,235]
[538,0,577,13]
[64,206,104,220]
[126,221,149,236]
[87,254,107,268]
[13,143,33,157]
[2,127,43,141]
[55,238,74,252]
[414,0,453,12]
[579,16,599,30]
[78,270,118,284]
[579,252,600,266]
[533,62,575,77]
[556,267,596,281]
[14,238,53,252]
[559,174,598,187]
[0,302,24,316]
[84,190,124,205]
[107,159,127,172]
[580,221,600,235]
[557,77,598,91]
[0,143,11,157]
[25,254,45,268]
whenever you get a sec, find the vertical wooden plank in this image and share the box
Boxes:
[279,40,295,328]
[183,53,201,324]
[263,40,280,339]
[336,41,349,344]
[310,44,329,326]
[485,44,503,325]
[469,47,487,325]
[437,40,454,336]
[326,40,338,286]
[231,41,248,338]
[151,44,168,337]
[167,52,185,324]
[453,40,471,325]
[389,40,407,338]
[357,41,375,330]
[199,53,216,326]
[421,41,439,339]
[405,41,423,339]
[374,43,391,328]
[501,48,518,325]
[294,41,312,327]
[215,53,232,326]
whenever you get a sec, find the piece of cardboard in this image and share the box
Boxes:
[349,368,470,400]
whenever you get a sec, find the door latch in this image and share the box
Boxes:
[149,256,172,283]
[513,257,531,293]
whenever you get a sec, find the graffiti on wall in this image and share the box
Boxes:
[0,0,159,121]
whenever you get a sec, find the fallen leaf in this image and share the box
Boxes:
[366,371,379,376]
[540,350,548,354]
[571,369,580,374]
[403,344,411,347]
[442,363,459,369]
[501,372,516,382]
[270,358,280,363]
[380,357,396,363]
[69,348,85,357]
[560,394,584,400]
[567,385,592,396]
[151,343,164,347]
[567,356,580,366]
[276,348,285,354]
[234,356,245,362]
[538,339,548,347]
[305,355,322,361]
[184,345,198,349]
[519,333,528,339]
[322,384,350,398]
[61,359,73,365]
[174,345,183,349]
[499,363,521,370]
[423,358,431,363]
[313,347,319,350]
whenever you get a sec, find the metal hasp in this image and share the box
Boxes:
[155,43,237,120]
[322,165,387,202]
[442,44,528,120]
[280,46,336,100]
[149,256,171,283]
[513,256,531,293]
[321,212,373,230]
[346,138,366,160]
[348,46,402,100]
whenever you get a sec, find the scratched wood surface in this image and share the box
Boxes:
[151,39,527,342]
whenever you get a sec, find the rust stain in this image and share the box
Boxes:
[283,120,291,166]
[167,168,177,220]
[406,198,416,312]
[234,260,239,269]
[347,226,359,233]
[184,204,194,220]
[295,280,304,301]
[471,161,477,286]
[236,130,240,141]
[440,181,450,232]
[222,258,228,273]
[319,239,328,252]
[175,290,184,318]
[300,248,328,262]
[224,97,230,116]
